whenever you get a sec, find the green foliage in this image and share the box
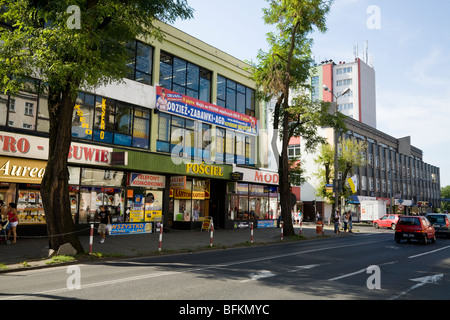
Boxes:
[440,185,450,212]
[0,0,193,96]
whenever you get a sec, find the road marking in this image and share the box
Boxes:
[387,274,444,300]
[0,239,383,300]
[408,245,450,259]
[328,261,396,281]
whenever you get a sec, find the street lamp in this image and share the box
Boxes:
[323,85,350,218]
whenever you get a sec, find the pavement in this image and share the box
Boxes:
[0,222,375,272]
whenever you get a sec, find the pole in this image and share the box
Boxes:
[89,223,94,255]
[280,221,284,241]
[210,222,214,247]
[158,223,163,252]
[251,222,254,244]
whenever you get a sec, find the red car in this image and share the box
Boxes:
[395,215,436,244]
[373,214,400,230]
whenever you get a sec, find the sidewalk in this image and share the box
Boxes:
[0,222,357,272]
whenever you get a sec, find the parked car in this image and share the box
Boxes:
[373,214,400,230]
[426,213,450,238]
[395,215,436,244]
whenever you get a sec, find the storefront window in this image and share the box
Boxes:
[172,179,209,222]
[78,168,125,223]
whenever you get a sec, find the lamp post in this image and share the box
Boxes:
[323,85,350,217]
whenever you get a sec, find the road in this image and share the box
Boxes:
[1,228,449,305]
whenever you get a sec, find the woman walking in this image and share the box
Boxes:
[7,203,19,243]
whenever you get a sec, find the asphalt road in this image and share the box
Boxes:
[1,228,449,305]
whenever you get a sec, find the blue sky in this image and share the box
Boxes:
[172,0,450,187]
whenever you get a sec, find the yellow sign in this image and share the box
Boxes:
[202,217,212,231]
[186,162,223,177]
[0,156,46,183]
[173,189,205,199]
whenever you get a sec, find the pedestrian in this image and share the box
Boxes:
[7,203,19,243]
[333,210,340,234]
[343,211,350,232]
[348,210,353,233]
[97,205,110,244]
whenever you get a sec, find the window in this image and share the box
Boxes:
[24,102,34,116]
[157,113,211,160]
[215,127,255,166]
[288,145,301,159]
[72,92,150,149]
[336,79,352,86]
[336,67,352,74]
[159,51,212,103]
[127,41,153,85]
[217,75,255,116]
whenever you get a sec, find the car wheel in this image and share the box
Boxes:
[395,238,401,243]
[391,223,396,230]
[374,223,379,229]
[431,235,436,243]
[422,235,428,245]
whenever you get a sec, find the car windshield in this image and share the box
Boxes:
[398,217,420,225]
[427,215,445,224]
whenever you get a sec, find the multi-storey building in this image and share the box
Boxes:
[0,21,280,234]
[310,58,376,128]
[294,58,440,221]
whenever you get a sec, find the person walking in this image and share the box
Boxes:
[347,210,353,233]
[7,203,19,243]
[343,211,349,232]
[333,210,340,234]
[97,205,110,244]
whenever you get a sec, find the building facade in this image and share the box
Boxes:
[0,21,280,234]
[299,116,441,221]
[310,58,377,128]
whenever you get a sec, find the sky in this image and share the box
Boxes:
[172,0,450,187]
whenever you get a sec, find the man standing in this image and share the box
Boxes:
[98,206,110,244]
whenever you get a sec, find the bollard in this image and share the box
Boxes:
[281,221,284,241]
[251,222,254,244]
[210,223,214,247]
[299,220,303,235]
[158,223,163,252]
[89,223,94,255]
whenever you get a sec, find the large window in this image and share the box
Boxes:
[215,127,255,166]
[157,113,211,160]
[159,51,211,103]
[126,40,153,85]
[217,75,255,116]
[72,92,150,149]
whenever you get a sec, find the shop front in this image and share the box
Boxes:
[225,167,280,229]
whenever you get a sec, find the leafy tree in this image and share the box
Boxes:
[314,137,367,210]
[249,0,341,236]
[440,185,450,212]
[0,0,193,253]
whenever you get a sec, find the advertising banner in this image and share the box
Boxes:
[109,223,153,235]
[156,86,257,135]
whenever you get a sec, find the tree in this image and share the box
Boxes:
[440,186,450,212]
[249,0,338,236]
[0,0,193,253]
[314,137,367,210]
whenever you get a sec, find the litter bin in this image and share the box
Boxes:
[316,221,323,234]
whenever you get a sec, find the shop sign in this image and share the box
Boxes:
[170,175,186,190]
[173,189,205,200]
[257,220,277,228]
[186,162,224,177]
[109,223,153,235]
[156,86,257,135]
[234,166,279,186]
[230,172,244,181]
[0,156,46,183]
[129,173,166,188]
[0,131,112,166]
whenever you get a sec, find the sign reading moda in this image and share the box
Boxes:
[156,86,257,135]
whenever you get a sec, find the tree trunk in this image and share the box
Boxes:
[279,111,295,237]
[41,86,84,254]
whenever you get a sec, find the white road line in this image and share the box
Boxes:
[408,245,450,259]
